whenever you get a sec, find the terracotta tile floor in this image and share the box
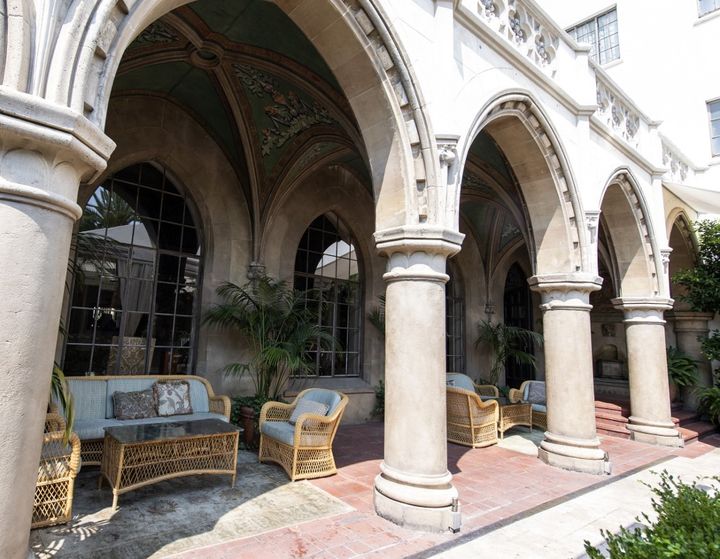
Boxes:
[170,424,720,559]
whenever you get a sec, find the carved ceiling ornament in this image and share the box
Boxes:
[132,20,179,47]
[233,64,336,157]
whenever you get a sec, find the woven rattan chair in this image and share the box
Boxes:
[446,374,499,448]
[447,372,499,399]
[259,389,348,481]
[32,413,81,529]
[509,380,547,430]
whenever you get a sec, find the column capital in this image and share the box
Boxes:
[375,226,464,283]
[667,311,716,333]
[528,273,602,311]
[612,297,673,324]
[0,88,115,221]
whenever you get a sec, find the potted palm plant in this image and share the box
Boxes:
[204,275,337,444]
[475,319,543,386]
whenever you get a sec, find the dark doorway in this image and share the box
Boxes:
[503,263,534,388]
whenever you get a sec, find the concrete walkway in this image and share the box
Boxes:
[431,448,720,558]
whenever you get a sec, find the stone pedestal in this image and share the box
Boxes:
[373,226,463,532]
[529,274,611,475]
[0,90,113,559]
[670,311,715,411]
[613,298,683,447]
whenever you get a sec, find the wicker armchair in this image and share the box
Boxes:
[447,372,499,400]
[32,413,81,529]
[446,373,499,448]
[509,380,547,430]
[259,389,348,481]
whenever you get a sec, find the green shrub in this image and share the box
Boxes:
[584,471,720,559]
[697,372,720,426]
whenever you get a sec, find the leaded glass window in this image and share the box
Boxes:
[708,99,720,156]
[294,214,362,377]
[446,264,465,373]
[568,9,620,65]
[62,162,202,375]
[698,0,720,17]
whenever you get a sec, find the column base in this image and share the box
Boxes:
[373,469,461,532]
[374,486,461,533]
[627,417,684,447]
[539,432,611,475]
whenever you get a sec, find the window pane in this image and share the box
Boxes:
[62,163,203,375]
[712,136,720,157]
[709,100,720,120]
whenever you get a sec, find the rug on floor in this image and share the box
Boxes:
[31,451,353,559]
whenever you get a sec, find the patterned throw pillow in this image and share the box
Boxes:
[289,399,329,425]
[113,389,158,420]
[526,382,546,405]
[154,381,193,416]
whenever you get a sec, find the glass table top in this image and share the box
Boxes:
[104,418,241,444]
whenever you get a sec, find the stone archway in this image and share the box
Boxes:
[599,170,682,447]
[0,1,463,552]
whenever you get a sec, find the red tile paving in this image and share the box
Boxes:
[170,423,720,559]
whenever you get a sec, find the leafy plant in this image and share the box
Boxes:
[203,275,337,401]
[373,379,385,418]
[368,295,385,335]
[697,372,720,426]
[475,320,543,385]
[584,470,720,558]
[50,365,75,443]
[666,346,698,388]
[701,330,720,362]
[673,220,720,313]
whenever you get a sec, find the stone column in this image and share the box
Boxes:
[670,311,715,410]
[613,298,683,446]
[0,90,113,559]
[528,274,611,475]
[373,226,463,532]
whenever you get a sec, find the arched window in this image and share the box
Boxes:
[62,162,202,375]
[503,263,533,387]
[446,262,465,373]
[294,214,361,377]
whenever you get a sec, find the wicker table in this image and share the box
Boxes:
[498,402,532,439]
[100,419,240,511]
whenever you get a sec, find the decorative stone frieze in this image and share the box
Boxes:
[475,0,560,69]
[661,140,690,183]
[596,77,641,147]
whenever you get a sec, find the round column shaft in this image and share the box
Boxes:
[0,91,113,559]
[529,274,611,475]
[613,298,682,446]
[373,226,463,532]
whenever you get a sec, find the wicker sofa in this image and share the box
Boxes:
[446,373,499,448]
[62,374,231,465]
[508,380,547,430]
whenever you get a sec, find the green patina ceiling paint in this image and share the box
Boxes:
[190,0,341,89]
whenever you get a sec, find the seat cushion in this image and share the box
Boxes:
[524,381,546,405]
[68,380,108,421]
[115,412,227,428]
[301,389,342,415]
[74,419,125,440]
[289,399,329,425]
[261,420,295,446]
[531,403,547,414]
[446,373,475,392]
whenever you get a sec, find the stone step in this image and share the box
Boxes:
[595,410,629,424]
[596,418,631,439]
[678,421,718,444]
[594,399,630,416]
[671,409,701,427]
